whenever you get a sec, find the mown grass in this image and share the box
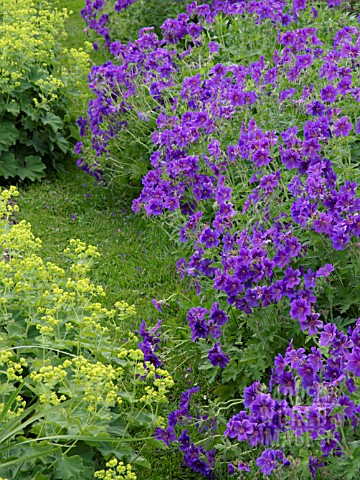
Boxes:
[55,0,108,65]
[14,0,188,332]
[16,1,202,478]
[17,163,185,320]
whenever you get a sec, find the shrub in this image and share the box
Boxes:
[0,187,173,479]
[0,0,91,181]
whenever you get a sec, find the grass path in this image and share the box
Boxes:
[16,3,202,477]
[17,0,187,324]
[17,164,185,322]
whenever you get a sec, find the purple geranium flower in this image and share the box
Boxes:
[319,323,338,346]
[208,41,219,53]
[244,381,261,408]
[299,313,324,335]
[238,463,251,472]
[316,264,334,277]
[232,419,254,441]
[290,298,311,322]
[333,116,352,137]
[154,426,176,446]
[321,84,338,103]
[250,393,275,420]
[199,227,220,248]
[256,449,287,475]
[208,342,229,368]
[151,298,162,312]
[346,347,360,376]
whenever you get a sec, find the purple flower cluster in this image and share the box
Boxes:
[155,386,217,476]
[138,319,162,367]
[114,0,136,12]
[81,0,111,46]
[156,317,360,477]
[81,29,179,160]
[78,1,359,214]
[81,0,208,48]
[76,2,360,475]
[225,318,360,477]
[127,3,359,360]
[256,449,290,476]
[153,313,360,477]
[186,303,230,366]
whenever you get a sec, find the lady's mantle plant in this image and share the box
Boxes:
[0,0,91,181]
[0,187,173,480]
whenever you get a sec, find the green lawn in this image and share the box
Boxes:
[56,0,107,64]
[17,164,186,320]
[15,0,188,327]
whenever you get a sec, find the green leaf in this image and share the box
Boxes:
[214,443,227,451]
[31,131,49,155]
[0,96,5,114]
[6,101,20,116]
[6,314,26,337]
[131,411,153,426]
[132,456,151,470]
[68,124,80,141]
[53,455,86,480]
[198,363,214,371]
[118,391,137,403]
[42,112,63,133]
[97,443,134,460]
[0,445,58,469]
[31,473,50,480]
[0,122,19,151]
[350,144,360,163]
[214,384,237,402]
[30,473,50,480]
[19,95,35,116]
[23,155,46,181]
[13,156,46,182]
[0,151,19,179]
[55,134,70,153]
[221,363,239,383]
[201,364,219,384]
[108,416,127,436]
[0,383,16,397]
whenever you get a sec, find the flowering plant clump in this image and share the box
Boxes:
[156,318,360,478]
[0,188,173,479]
[75,0,360,477]
[78,0,360,381]
[81,0,210,48]
[77,0,360,190]
[94,458,137,480]
[0,0,91,181]
[222,318,360,478]
[77,0,212,188]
